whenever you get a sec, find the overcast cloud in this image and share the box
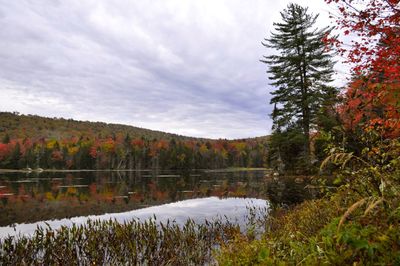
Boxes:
[0,0,341,139]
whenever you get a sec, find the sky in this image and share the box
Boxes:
[0,0,343,139]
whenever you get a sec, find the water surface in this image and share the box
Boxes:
[0,170,318,227]
[0,197,268,238]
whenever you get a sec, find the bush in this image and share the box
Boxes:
[217,138,400,265]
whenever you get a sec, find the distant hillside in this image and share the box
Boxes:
[0,112,269,142]
[0,112,201,141]
[0,112,269,170]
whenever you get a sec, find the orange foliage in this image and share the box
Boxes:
[156,140,169,150]
[339,79,400,138]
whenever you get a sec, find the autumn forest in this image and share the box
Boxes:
[0,112,268,170]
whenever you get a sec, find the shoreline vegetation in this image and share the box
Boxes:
[0,216,243,265]
[0,167,270,174]
[0,200,270,265]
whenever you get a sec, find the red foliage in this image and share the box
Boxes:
[89,183,97,196]
[339,78,400,137]
[131,139,144,148]
[89,145,98,158]
[213,141,226,152]
[51,150,63,162]
[22,138,32,148]
[0,143,9,160]
[327,0,400,137]
[326,0,400,80]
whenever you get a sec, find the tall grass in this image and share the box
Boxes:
[0,205,269,265]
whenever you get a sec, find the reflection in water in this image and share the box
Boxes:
[0,170,321,226]
[0,197,268,239]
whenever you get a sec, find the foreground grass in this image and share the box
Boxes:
[216,138,400,265]
[216,188,400,265]
[0,218,242,265]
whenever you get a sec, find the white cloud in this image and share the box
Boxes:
[0,0,339,139]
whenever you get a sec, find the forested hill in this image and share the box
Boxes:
[0,112,268,170]
[0,112,199,141]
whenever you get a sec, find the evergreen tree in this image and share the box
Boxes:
[261,3,336,166]
[9,142,21,168]
[2,133,10,144]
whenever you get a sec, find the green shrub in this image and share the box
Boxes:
[217,138,400,265]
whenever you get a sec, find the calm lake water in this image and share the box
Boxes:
[0,170,319,227]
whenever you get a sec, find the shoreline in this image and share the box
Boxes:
[0,167,270,174]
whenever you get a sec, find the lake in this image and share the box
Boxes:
[0,169,320,234]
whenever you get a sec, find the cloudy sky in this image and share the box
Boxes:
[0,0,343,139]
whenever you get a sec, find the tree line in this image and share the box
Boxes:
[0,133,267,170]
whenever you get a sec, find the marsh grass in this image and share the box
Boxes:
[0,219,227,265]
[0,205,268,265]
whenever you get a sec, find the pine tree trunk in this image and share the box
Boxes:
[303,115,310,162]
[300,48,311,164]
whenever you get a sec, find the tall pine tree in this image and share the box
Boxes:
[261,3,336,168]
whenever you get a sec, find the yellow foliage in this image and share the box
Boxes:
[199,144,208,155]
[102,139,115,153]
[45,192,55,201]
[66,187,77,195]
[178,153,186,162]
[234,142,246,151]
[67,146,79,156]
[46,139,57,149]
